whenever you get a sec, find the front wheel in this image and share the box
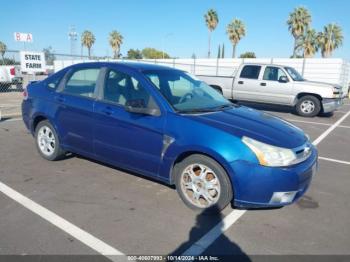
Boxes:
[296,95,321,117]
[174,155,233,213]
[35,120,66,161]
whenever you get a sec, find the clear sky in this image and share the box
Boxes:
[1,0,349,59]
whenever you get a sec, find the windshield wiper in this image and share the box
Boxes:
[178,104,234,114]
[178,108,215,114]
[210,104,234,111]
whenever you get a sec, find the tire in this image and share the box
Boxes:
[174,154,233,214]
[35,120,65,161]
[210,85,223,95]
[296,95,321,117]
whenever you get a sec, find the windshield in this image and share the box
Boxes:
[284,67,304,81]
[143,70,233,113]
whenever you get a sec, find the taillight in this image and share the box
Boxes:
[23,88,28,100]
[10,67,15,76]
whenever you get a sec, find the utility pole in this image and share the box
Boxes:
[68,25,78,57]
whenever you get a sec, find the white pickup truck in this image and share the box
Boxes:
[198,63,344,117]
[0,65,22,91]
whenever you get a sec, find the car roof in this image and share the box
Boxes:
[67,61,180,72]
[242,63,290,68]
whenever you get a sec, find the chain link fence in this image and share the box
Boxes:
[1,50,349,120]
[0,50,107,119]
[0,50,22,119]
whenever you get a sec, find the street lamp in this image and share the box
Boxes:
[162,33,172,59]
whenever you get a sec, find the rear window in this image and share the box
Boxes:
[45,69,67,89]
[239,65,261,79]
[63,68,100,98]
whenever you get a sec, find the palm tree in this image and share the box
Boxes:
[81,30,95,58]
[109,31,123,59]
[297,29,318,58]
[204,9,219,58]
[287,7,312,58]
[226,19,246,58]
[317,24,343,58]
[0,41,6,64]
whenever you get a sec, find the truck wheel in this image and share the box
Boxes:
[210,85,223,95]
[35,120,66,161]
[174,154,233,214]
[296,95,321,117]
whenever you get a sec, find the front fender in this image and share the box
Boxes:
[159,139,257,187]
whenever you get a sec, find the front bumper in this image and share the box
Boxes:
[322,98,343,113]
[230,146,318,208]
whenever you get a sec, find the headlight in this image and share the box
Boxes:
[242,136,297,167]
[305,133,310,141]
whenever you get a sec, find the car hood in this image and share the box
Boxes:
[295,80,340,89]
[185,106,307,149]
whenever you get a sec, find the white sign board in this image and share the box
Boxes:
[20,51,46,73]
[14,32,33,42]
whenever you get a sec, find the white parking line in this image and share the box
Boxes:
[313,110,350,146]
[319,156,350,165]
[182,210,246,256]
[338,125,350,129]
[182,108,350,256]
[285,118,350,130]
[285,118,331,127]
[0,181,126,261]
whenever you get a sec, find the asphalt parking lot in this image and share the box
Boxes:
[1,100,350,262]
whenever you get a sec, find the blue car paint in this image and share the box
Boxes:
[22,62,317,208]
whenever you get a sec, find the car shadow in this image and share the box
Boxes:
[73,154,175,190]
[234,101,334,118]
[234,101,297,114]
[168,205,251,262]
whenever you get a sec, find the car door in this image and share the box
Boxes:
[55,66,102,155]
[259,66,293,104]
[93,67,165,177]
[233,65,263,102]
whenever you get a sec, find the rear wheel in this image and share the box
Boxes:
[210,85,223,95]
[296,95,321,117]
[174,154,233,213]
[35,120,65,161]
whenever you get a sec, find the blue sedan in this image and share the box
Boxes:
[22,62,317,213]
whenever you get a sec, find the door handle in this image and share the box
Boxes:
[238,81,244,85]
[260,82,267,86]
[101,107,114,116]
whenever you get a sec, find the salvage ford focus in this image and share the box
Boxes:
[22,62,318,212]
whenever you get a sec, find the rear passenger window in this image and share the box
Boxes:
[64,68,100,97]
[240,65,261,79]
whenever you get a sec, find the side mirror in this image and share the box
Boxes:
[279,76,289,83]
[125,105,160,116]
[124,99,160,116]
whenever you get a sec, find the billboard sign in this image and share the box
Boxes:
[14,32,33,42]
[20,51,46,73]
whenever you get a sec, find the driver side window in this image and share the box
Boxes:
[103,69,150,108]
[263,67,287,81]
